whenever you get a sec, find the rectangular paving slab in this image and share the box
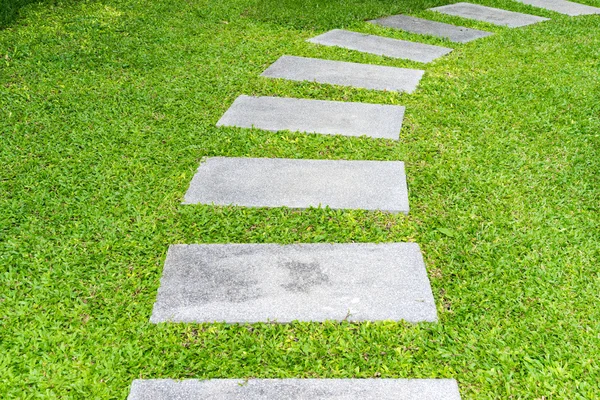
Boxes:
[307,29,453,63]
[261,55,424,93]
[129,379,462,400]
[515,0,600,15]
[183,157,409,213]
[150,243,437,323]
[216,95,405,140]
[369,14,493,43]
[430,2,550,27]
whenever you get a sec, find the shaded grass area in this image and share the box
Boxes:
[1,0,30,27]
[1,0,599,398]
[1,0,54,28]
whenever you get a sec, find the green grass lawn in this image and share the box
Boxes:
[1,0,599,398]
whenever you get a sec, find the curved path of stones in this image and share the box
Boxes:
[128,1,599,399]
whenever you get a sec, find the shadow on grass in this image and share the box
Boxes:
[1,0,453,31]
[0,0,69,28]
[245,0,452,29]
[2,0,38,28]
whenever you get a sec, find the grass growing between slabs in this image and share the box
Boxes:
[1,0,599,398]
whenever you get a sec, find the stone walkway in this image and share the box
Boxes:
[150,243,436,323]
[129,379,462,400]
[129,0,597,397]
[308,29,453,63]
[515,0,600,15]
[430,3,549,27]
[217,95,406,139]
[262,55,424,92]
[182,157,409,212]
[368,15,493,43]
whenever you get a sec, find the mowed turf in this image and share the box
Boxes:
[1,0,599,398]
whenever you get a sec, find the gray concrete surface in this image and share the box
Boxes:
[515,0,600,15]
[369,14,493,43]
[430,2,549,27]
[150,243,437,323]
[182,157,410,213]
[128,379,462,399]
[307,29,453,63]
[261,55,424,93]
[216,95,406,140]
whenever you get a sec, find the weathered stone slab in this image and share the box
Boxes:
[369,14,493,43]
[307,29,453,63]
[129,379,462,400]
[430,3,549,27]
[515,0,600,16]
[216,95,405,140]
[150,243,436,323]
[183,157,409,213]
[261,55,424,93]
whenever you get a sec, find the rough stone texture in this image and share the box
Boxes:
[216,95,406,140]
[183,157,410,213]
[150,243,437,323]
[430,3,550,27]
[307,29,453,63]
[128,379,462,400]
[369,14,493,43]
[515,0,600,15]
[261,55,424,93]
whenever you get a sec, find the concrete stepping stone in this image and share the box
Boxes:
[515,0,600,16]
[369,14,493,43]
[307,29,453,63]
[128,379,462,400]
[183,157,410,213]
[430,3,549,27]
[150,243,437,323]
[261,55,424,93]
[216,95,406,140]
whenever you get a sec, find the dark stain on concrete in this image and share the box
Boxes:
[178,263,262,304]
[281,261,330,293]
